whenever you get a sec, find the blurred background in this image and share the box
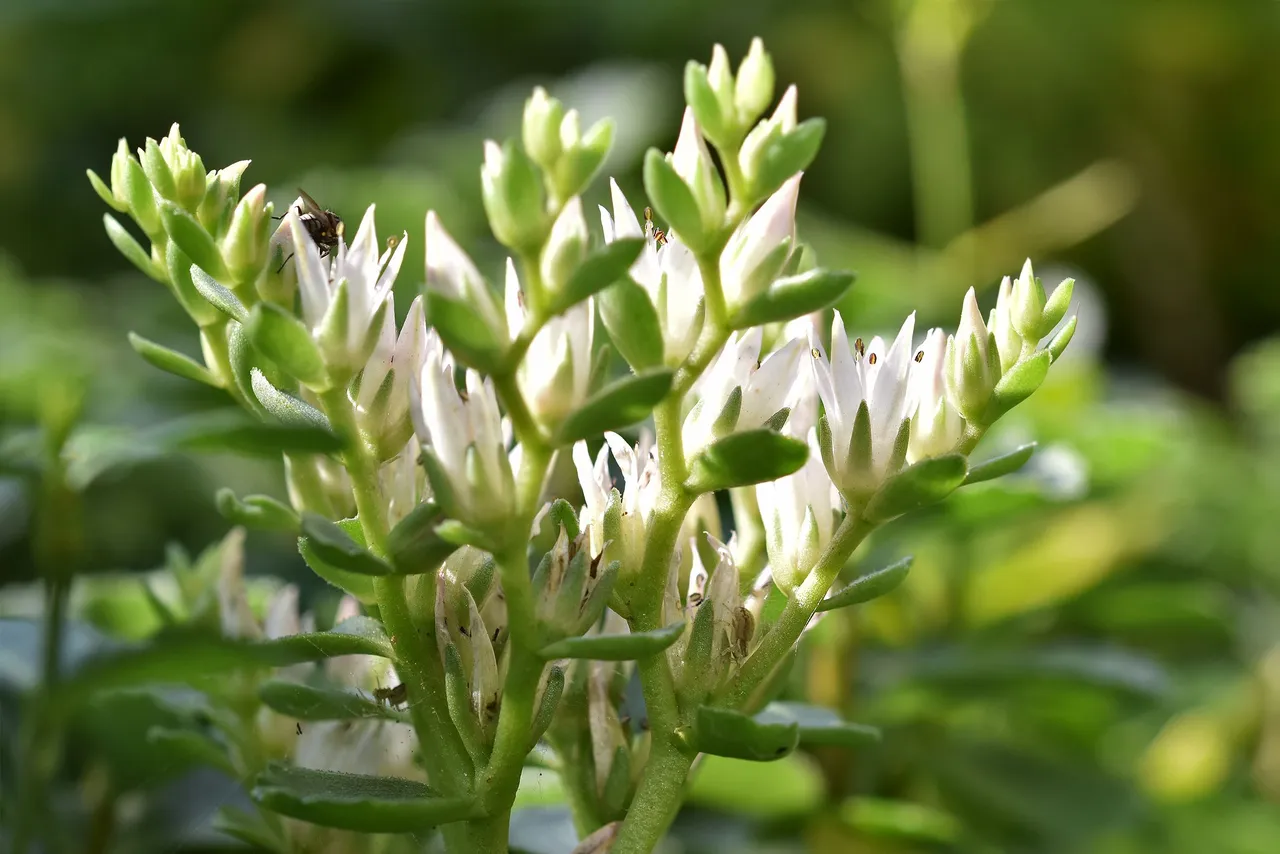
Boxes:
[4,0,1280,852]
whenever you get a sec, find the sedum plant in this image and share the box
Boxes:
[76,38,1077,854]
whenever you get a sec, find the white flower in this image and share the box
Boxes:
[667,536,753,698]
[671,107,725,232]
[988,276,1022,374]
[381,436,428,528]
[907,328,964,464]
[424,210,507,341]
[540,196,588,292]
[505,259,594,426]
[683,328,805,462]
[574,431,660,575]
[720,173,801,307]
[946,287,999,421]
[355,295,428,457]
[756,428,840,595]
[410,332,514,525]
[811,311,917,492]
[290,204,406,374]
[600,179,705,364]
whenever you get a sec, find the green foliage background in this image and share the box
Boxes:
[3,0,1280,852]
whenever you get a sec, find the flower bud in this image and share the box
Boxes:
[738,85,797,185]
[1010,258,1047,343]
[707,44,737,122]
[424,210,509,344]
[756,429,837,595]
[198,160,251,238]
[523,87,566,171]
[670,108,726,236]
[540,196,588,294]
[988,276,1022,374]
[507,260,594,428]
[357,296,429,460]
[945,289,1000,422]
[734,38,775,126]
[222,183,272,286]
[907,329,965,463]
[158,124,207,212]
[719,173,801,307]
[532,527,617,643]
[481,139,550,254]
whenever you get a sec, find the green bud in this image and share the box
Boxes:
[1010,259,1047,342]
[734,38,775,126]
[120,146,161,237]
[158,124,206,212]
[223,183,272,286]
[540,197,588,294]
[670,108,726,237]
[141,137,178,202]
[945,290,999,422]
[552,117,614,205]
[684,61,731,148]
[523,86,566,171]
[198,160,251,238]
[706,44,736,123]
[109,138,131,207]
[481,139,550,255]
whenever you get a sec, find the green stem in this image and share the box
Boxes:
[720,513,870,709]
[609,737,695,854]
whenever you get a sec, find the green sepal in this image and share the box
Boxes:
[643,148,708,252]
[683,705,799,762]
[424,289,505,375]
[443,642,485,763]
[537,620,685,661]
[258,680,407,723]
[687,429,808,493]
[215,488,300,533]
[250,764,477,833]
[250,370,331,432]
[963,443,1036,486]
[128,332,218,387]
[299,513,394,577]
[189,264,247,323]
[104,214,165,282]
[88,168,125,212]
[816,556,913,612]
[141,137,178,201]
[123,148,161,235]
[678,604,716,707]
[598,279,665,371]
[554,369,674,445]
[762,702,882,749]
[863,454,967,523]
[246,302,328,388]
[435,519,499,553]
[1041,278,1075,336]
[161,202,229,281]
[752,119,825,205]
[386,502,454,575]
[982,350,1051,425]
[729,269,855,329]
[1046,315,1077,363]
[848,400,873,478]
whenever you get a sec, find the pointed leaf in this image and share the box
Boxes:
[730,269,855,328]
[755,119,825,203]
[215,488,300,533]
[763,702,882,749]
[554,369,673,445]
[386,501,454,574]
[300,513,393,576]
[964,443,1037,486]
[687,429,808,493]
[258,680,408,723]
[537,620,685,661]
[104,214,165,282]
[161,202,229,280]
[155,410,344,456]
[1047,315,1077,362]
[556,238,644,310]
[252,616,392,665]
[128,332,218,387]
[684,705,799,761]
[983,351,1051,425]
[251,370,331,431]
[598,279,664,370]
[817,557,913,612]
[299,521,378,603]
[527,666,564,751]
[189,264,247,322]
[145,726,237,776]
[424,290,505,374]
[251,764,477,833]
[864,454,967,523]
[643,148,707,251]
[246,302,328,387]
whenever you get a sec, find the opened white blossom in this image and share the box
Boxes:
[288,204,406,376]
[505,258,593,426]
[667,536,753,698]
[574,431,660,578]
[756,427,840,594]
[381,436,428,528]
[720,173,801,308]
[355,295,428,457]
[683,327,805,462]
[946,288,1000,422]
[811,311,917,493]
[424,210,508,341]
[410,332,514,525]
[907,328,965,464]
[600,180,705,364]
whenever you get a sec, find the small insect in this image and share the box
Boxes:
[914,350,925,363]
[643,206,668,246]
[854,337,866,358]
[868,352,878,366]
[373,682,409,709]
[296,722,303,735]
[274,188,344,272]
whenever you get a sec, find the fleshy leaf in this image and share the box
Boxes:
[963,443,1037,486]
[554,369,673,445]
[816,557,913,612]
[537,621,685,661]
[754,119,825,203]
[424,289,505,375]
[128,332,218,387]
[729,269,855,328]
[597,279,664,371]
[250,764,477,833]
[161,203,230,280]
[863,454,967,523]
[983,351,1051,425]
[189,265,247,322]
[211,807,289,854]
[300,513,393,577]
[763,702,882,749]
[386,502,454,574]
[246,302,328,387]
[683,705,799,761]
[251,370,331,431]
[145,726,237,776]
[104,214,165,282]
[258,680,407,722]
[643,148,708,252]
[252,616,392,664]
[155,410,344,456]
[215,489,300,533]
[687,430,808,493]
[555,238,645,310]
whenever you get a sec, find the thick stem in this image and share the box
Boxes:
[609,737,695,854]
[720,513,869,709]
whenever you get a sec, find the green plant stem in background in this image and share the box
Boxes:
[720,512,869,710]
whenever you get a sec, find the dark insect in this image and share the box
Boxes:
[274,188,343,273]
[373,682,409,709]
[296,722,303,735]
[644,206,667,247]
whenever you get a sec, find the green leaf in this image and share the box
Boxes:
[684,705,799,761]
[128,332,218,387]
[386,501,454,574]
[964,443,1037,486]
[253,616,392,665]
[156,410,344,456]
[554,369,673,445]
[817,557,913,612]
[755,119,826,202]
[688,753,824,818]
[251,764,477,833]
[300,513,393,576]
[246,302,328,387]
[299,520,379,603]
[103,214,164,282]
[643,148,707,252]
[687,429,809,492]
[216,488,300,533]
[145,726,237,776]
[983,351,1051,424]
[141,138,177,199]
[527,666,564,750]
[684,61,731,146]
[425,290,505,375]
[555,238,644,310]
[763,702,881,749]
[1047,315,1078,362]
[597,279,664,370]
[863,454,967,523]
[258,680,407,722]
[729,269,855,328]
[537,620,685,661]
[212,806,289,854]
[88,168,125,211]
[188,264,247,322]
[161,202,229,280]
[250,370,331,431]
